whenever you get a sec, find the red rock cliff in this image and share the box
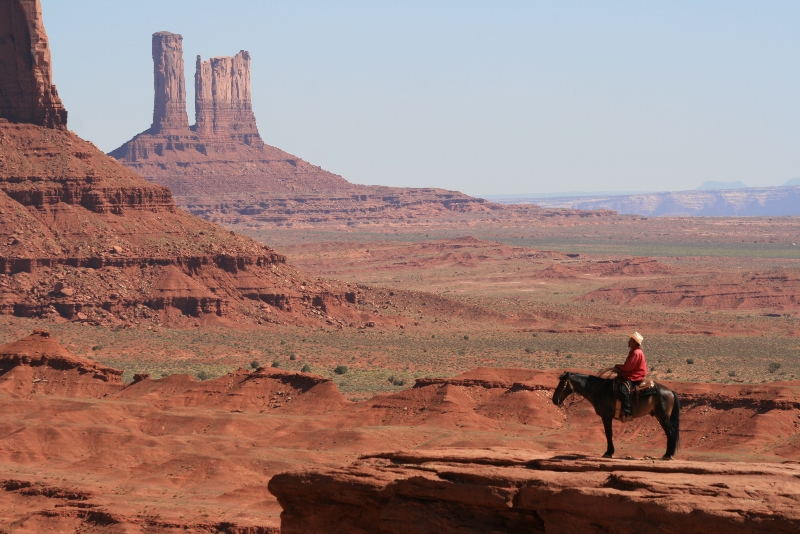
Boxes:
[0,0,67,129]
[269,449,800,533]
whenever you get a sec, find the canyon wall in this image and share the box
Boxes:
[0,0,67,129]
[150,32,190,134]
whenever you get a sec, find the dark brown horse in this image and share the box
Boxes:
[552,372,680,459]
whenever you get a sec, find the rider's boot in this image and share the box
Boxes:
[620,382,633,422]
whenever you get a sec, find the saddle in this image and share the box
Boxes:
[614,380,656,421]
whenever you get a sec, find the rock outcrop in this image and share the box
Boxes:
[0,330,123,397]
[110,32,350,196]
[269,449,800,533]
[150,32,190,134]
[195,51,262,146]
[0,0,67,129]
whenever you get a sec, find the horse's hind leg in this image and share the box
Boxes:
[602,416,614,458]
[655,397,675,459]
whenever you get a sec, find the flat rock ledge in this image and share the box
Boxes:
[268,448,800,534]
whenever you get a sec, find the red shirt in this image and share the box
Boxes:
[616,348,647,381]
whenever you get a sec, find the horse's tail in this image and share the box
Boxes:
[671,390,681,451]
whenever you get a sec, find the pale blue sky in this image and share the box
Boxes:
[42,1,800,195]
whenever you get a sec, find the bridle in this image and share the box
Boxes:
[557,373,576,405]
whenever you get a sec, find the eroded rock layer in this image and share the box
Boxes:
[269,450,800,533]
[0,0,67,129]
[0,121,361,327]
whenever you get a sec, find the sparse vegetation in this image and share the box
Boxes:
[301,364,311,373]
[271,360,280,368]
[250,360,260,369]
[334,365,348,375]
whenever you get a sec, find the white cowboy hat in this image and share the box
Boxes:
[628,332,644,346]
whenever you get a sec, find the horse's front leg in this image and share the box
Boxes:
[602,416,614,458]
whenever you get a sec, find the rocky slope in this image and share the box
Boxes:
[269,449,800,533]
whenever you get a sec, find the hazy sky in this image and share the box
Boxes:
[42,1,800,196]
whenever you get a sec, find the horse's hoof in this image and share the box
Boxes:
[602,453,613,459]
[661,455,674,461]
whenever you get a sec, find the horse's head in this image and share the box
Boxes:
[553,372,573,406]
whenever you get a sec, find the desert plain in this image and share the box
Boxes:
[2,0,800,532]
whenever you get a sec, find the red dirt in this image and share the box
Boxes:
[3,332,800,531]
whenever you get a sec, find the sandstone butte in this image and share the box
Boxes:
[0,0,378,328]
[108,32,614,229]
[3,332,800,532]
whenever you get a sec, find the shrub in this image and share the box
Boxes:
[196,370,210,381]
[334,365,348,375]
[250,360,260,369]
[769,362,782,373]
[289,353,297,361]
[728,370,737,377]
[387,376,406,386]
[525,347,533,354]
[463,335,469,340]
[686,358,694,364]
[92,344,103,351]
[301,364,311,373]
[666,368,673,374]
[271,360,280,368]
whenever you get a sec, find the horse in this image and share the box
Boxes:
[552,372,681,460]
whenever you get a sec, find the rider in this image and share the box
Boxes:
[615,332,647,420]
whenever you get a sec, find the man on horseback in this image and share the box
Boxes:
[615,332,647,421]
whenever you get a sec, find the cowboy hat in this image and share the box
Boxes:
[628,332,644,346]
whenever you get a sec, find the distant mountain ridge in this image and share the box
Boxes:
[696,181,748,190]
[495,185,800,216]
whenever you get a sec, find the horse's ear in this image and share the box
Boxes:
[559,371,568,380]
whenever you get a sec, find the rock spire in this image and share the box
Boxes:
[151,32,190,134]
[0,0,67,129]
[195,51,262,146]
